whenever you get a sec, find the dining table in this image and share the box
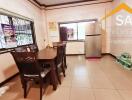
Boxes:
[36,47,58,90]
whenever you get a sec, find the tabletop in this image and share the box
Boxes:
[37,47,57,61]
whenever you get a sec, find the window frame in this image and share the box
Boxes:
[59,19,97,41]
[0,13,36,54]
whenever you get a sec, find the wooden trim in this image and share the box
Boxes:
[31,22,37,46]
[0,49,14,54]
[46,0,113,10]
[102,53,117,59]
[32,0,97,7]
[32,0,113,9]
[0,73,19,87]
[45,0,97,7]
[27,0,42,9]
[34,0,46,6]
[32,0,42,6]
[67,53,117,58]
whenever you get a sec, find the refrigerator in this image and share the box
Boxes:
[85,21,101,58]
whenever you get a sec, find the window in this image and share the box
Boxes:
[12,18,33,46]
[59,20,96,41]
[60,23,77,40]
[0,14,35,52]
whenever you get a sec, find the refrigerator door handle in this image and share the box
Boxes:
[85,34,101,36]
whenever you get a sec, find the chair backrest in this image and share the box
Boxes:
[56,46,64,64]
[14,46,28,52]
[11,52,41,77]
[63,44,66,55]
[28,44,38,52]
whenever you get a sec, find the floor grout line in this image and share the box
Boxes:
[98,57,125,100]
[116,89,125,100]
[68,65,72,100]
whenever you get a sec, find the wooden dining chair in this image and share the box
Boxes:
[11,52,51,100]
[55,46,66,84]
[62,42,67,69]
[53,42,67,69]
[28,44,38,52]
[14,46,28,52]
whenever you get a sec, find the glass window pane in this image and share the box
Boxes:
[77,22,87,40]
[0,15,10,49]
[0,15,9,24]
[12,17,33,46]
[16,34,33,46]
[78,21,96,40]
[60,23,77,40]
[2,24,17,48]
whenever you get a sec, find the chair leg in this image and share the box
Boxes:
[64,56,67,69]
[40,80,43,100]
[56,69,61,84]
[61,61,66,77]
[23,81,27,98]
[20,77,24,89]
[62,68,65,77]
[49,70,57,90]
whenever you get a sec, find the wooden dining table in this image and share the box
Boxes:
[36,47,58,90]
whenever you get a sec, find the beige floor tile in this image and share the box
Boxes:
[105,70,132,90]
[60,75,72,87]
[90,78,115,89]
[118,90,132,100]
[72,76,92,88]
[45,86,70,100]
[94,89,123,100]
[110,78,132,90]
[70,88,95,100]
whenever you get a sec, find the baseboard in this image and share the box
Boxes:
[66,54,85,56]
[102,53,117,59]
[66,53,117,59]
[0,73,19,87]
[86,57,102,59]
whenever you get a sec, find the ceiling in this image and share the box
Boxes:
[34,0,98,6]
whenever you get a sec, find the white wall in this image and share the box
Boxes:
[46,1,112,54]
[111,0,132,56]
[0,0,47,83]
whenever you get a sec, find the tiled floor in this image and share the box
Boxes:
[1,55,132,100]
